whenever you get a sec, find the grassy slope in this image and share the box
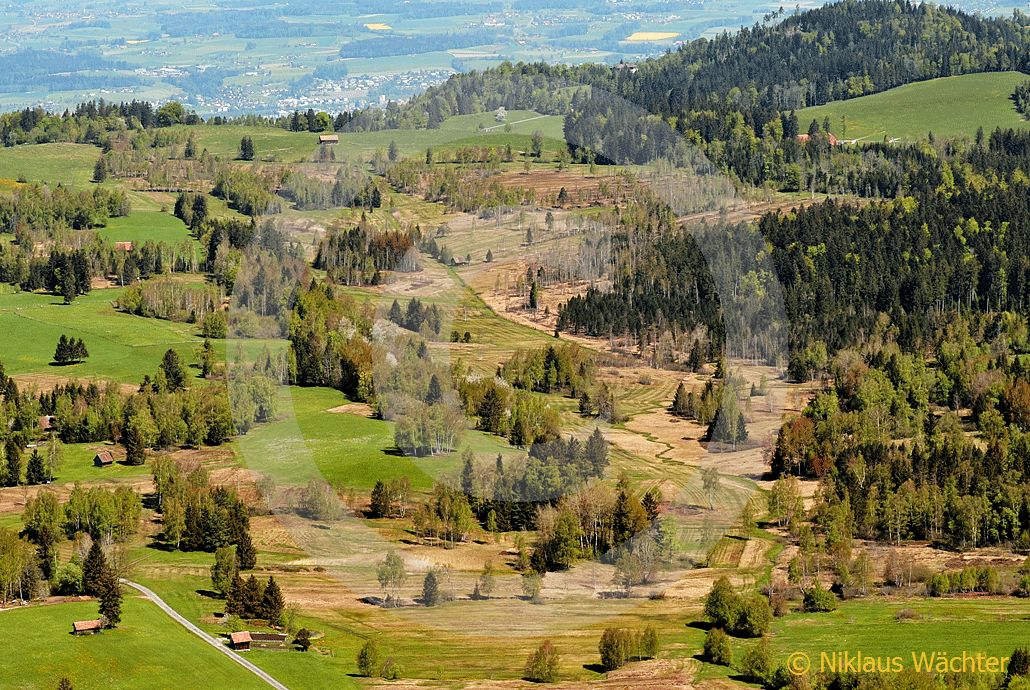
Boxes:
[0,285,210,383]
[181,111,566,163]
[236,385,514,492]
[2,597,269,690]
[97,211,194,246]
[798,72,1030,142]
[0,142,98,186]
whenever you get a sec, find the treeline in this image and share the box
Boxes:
[1016,79,1030,119]
[314,220,416,285]
[0,182,129,231]
[0,98,200,147]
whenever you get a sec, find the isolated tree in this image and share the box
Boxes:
[556,186,569,205]
[703,627,732,665]
[485,249,494,263]
[184,135,197,159]
[530,130,544,158]
[239,136,255,161]
[376,552,406,603]
[524,640,560,683]
[92,156,108,183]
[57,678,74,690]
[521,572,542,602]
[477,560,496,599]
[421,570,440,606]
[387,140,399,162]
[357,639,382,677]
[294,628,312,652]
[599,627,632,671]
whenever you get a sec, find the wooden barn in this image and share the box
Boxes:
[229,631,252,651]
[72,619,103,635]
[93,450,114,467]
[318,134,339,145]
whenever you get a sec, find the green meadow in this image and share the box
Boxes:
[181,111,566,164]
[0,285,209,384]
[96,211,194,247]
[0,597,269,690]
[798,71,1030,142]
[0,142,98,186]
[236,385,515,493]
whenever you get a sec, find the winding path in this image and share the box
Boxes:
[122,579,290,690]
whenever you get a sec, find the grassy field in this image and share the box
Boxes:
[0,285,209,384]
[798,71,1030,142]
[181,111,566,164]
[0,142,98,186]
[236,386,514,493]
[97,211,194,247]
[0,597,270,690]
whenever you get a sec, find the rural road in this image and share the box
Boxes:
[122,580,290,690]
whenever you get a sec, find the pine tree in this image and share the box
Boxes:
[25,449,46,485]
[225,572,245,616]
[239,136,255,161]
[92,156,107,183]
[242,574,264,619]
[54,334,70,364]
[672,382,689,416]
[261,576,286,625]
[97,565,122,627]
[58,678,74,690]
[124,421,146,466]
[235,530,257,571]
[82,541,107,596]
[4,438,22,487]
[425,374,442,405]
[421,570,440,606]
[160,349,187,391]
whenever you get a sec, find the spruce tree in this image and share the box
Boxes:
[235,530,257,571]
[421,570,440,606]
[261,576,286,625]
[124,421,146,466]
[25,449,46,485]
[54,335,70,364]
[82,541,107,596]
[97,565,122,627]
[4,438,22,487]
